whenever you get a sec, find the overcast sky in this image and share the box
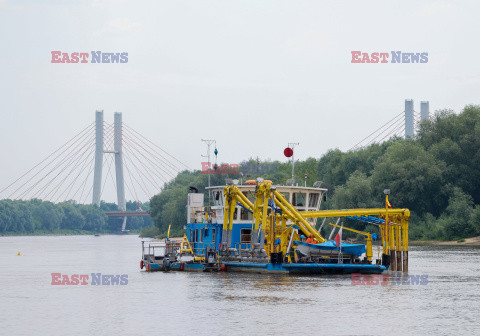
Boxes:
[1,0,479,202]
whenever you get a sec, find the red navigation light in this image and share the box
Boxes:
[284,147,293,158]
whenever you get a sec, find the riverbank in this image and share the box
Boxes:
[0,229,140,237]
[411,236,480,246]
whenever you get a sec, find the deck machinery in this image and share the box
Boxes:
[141,179,410,274]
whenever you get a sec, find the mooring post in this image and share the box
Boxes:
[389,222,396,271]
[383,190,391,267]
[396,224,402,271]
[395,225,403,271]
[402,219,409,272]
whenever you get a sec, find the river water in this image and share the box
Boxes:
[1,235,479,335]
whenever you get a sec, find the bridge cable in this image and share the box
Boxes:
[350,111,404,150]
[123,122,191,170]
[13,127,95,199]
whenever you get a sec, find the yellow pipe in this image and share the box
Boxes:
[301,208,410,218]
[384,195,389,255]
[389,221,395,251]
[261,185,270,235]
[235,188,254,210]
[228,197,235,231]
[366,236,373,262]
[395,223,402,271]
[273,189,326,243]
[253,184,265,231]
[222,189,231,231]
[403,219,409,252]
[273,197,321,242]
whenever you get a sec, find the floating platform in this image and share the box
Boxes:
[162,261,386,274]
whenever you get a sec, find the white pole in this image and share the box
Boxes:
[288,142,299,181]
[201,139,216,206]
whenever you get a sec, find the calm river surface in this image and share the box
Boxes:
[1,235,479,335]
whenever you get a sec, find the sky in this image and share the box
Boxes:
[1,0,479,202]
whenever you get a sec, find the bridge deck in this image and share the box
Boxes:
[105,211,150,217]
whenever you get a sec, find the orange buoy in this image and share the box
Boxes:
[146,263,150,272]
[220,264,227,272]
[180,262,184,271]
[140,260,144,269]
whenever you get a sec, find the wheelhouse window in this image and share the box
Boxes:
[240,228,252,243]
[308,193,320,208]
[213,191,223,206]
[240,207,253,220]
[212,228,216,243]
[292,193,306,207]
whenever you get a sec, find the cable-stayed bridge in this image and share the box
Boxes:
[350,99,430,151]
[0,111,190,231]
[0,99,429,231]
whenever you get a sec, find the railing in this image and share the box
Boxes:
[191,241,217,256]
[142,241,165,258]
[142,240,181,258]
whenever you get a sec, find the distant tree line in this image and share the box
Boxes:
[0,199,152,234]
[150,105,480,241]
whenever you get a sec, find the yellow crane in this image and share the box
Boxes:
[222,182,410,271]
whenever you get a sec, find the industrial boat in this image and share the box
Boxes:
[141,179,410,274]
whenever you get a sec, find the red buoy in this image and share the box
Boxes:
[284,147,293,158]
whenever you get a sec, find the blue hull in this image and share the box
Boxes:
[164,261,386,274]
[223,262,386,274]
[170,262,208,272]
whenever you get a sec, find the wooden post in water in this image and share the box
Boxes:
[395,224,402,271]
[389,222,396,271]
[383,191,391,268]
[402,219,409,272]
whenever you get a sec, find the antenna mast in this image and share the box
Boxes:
[288,142,299,181]
[201,139,216,205]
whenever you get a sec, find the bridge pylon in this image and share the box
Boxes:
[92,111,127,231]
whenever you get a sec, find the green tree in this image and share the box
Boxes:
[371,141,446,216]
[442,188,477,239]
[60,203,85,230]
